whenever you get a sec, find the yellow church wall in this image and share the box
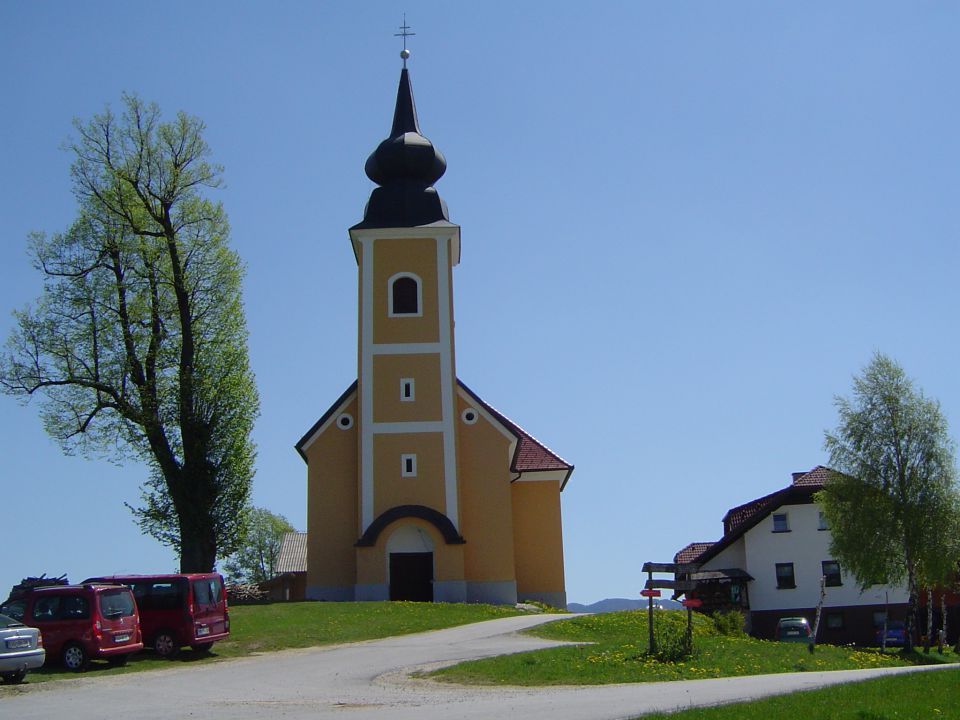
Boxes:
[370,237,440,345]
[356,518,465,586]
[304,397,359,592]
[372,354,443,422]
[511,480,566,596]
[372,432,446,516]
[456,403,517,583]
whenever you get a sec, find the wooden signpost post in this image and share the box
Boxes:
[681,597,702,649]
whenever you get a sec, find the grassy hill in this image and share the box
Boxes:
[428,609,959,685]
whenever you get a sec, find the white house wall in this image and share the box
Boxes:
[699,538,746,573]
[744,502,908,613]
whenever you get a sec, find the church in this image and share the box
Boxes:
[295,52,573,607]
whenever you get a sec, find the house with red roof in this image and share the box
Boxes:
[295,56,572,607]
[675,466,909,644]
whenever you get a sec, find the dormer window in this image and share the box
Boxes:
[389,273,422,316]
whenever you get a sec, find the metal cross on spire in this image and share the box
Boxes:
[395,14,415,67]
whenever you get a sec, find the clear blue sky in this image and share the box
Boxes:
[2,2,958,605]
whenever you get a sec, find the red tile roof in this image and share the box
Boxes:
[792,465,832,486]
[679,466,836,567]
[674,542,715,564]
[457,380,574,481]
[721,465,833,535]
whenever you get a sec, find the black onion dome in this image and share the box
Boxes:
[354,68,451,229]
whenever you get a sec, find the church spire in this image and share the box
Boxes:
[353,38,450,229]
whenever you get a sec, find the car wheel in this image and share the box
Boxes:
[154,631,178,658]
[191,642,213,654]
[1,670,27,684]
[62,642,89,672]
[107,654,129,666]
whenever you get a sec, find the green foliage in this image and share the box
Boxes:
[223,508,295,584]
[819,353,960,650]
[653,622,692,662]
[711,609,747,637]
[0,94,259,571]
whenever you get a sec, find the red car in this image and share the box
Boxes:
[0,584,142,671]
[83,574,229,657]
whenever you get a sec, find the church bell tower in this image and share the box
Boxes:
[297,37,573,607]
[348,54,465,600]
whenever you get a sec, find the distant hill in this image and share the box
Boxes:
[567,597,682,613]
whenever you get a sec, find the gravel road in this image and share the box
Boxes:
[2,613,955,720]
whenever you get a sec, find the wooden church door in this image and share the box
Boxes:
[389,552,434,602]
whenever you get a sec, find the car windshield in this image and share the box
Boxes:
[0,613,24,629]
[99,589,136,618]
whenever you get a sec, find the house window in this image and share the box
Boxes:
[772,513,790,532]
[400,378,415,402]
[401,454,417,477]
[826,612,845,630]
[818,511,829,531]
[775,563,796,589]
[822,560,842,587]
[389,274,421,316]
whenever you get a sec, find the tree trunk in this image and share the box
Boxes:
[179,520,217,573]
[924,588,933,653]
[939,593,946,654]
[905,567,917,653]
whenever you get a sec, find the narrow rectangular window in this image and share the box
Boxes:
[400,378,415,402]
[822,560,842,587]
[401,454,417,478]
[772,513,790,532]
[826,612,844,630]
[818,511,829,531]
[775,562,796,589]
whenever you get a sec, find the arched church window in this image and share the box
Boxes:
[389,273,421,316]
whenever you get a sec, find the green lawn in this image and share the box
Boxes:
[428,610,959,686]
[5,601,521,685]
[640,667,960,719]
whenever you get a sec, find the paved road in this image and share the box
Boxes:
[3,614,956,720]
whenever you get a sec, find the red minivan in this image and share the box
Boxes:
[83,574,229,657]
[0,584,143,671]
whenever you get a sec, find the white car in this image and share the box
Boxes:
[0,613,44,684]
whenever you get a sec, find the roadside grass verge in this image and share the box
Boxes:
[6,601,521,686]
[428,610,959,686]
[640,667,960,719]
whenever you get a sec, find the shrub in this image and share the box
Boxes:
[712,609,746,637]
[652,623,692,662]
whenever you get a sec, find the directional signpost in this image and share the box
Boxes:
[641,561,702,657]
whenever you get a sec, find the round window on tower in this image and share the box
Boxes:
[461,408,478,425]
[337,413,354,430]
